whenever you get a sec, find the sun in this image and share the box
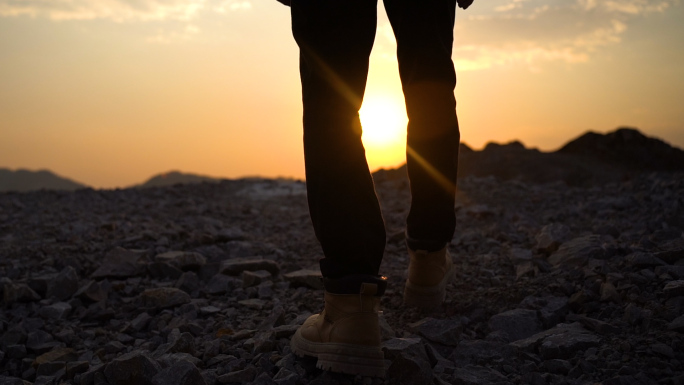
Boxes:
[359,97,405,146]
[359,95,408,169]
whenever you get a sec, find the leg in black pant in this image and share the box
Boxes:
[291,0,386,279]
[385,0,460,250]
[289,1,387,376]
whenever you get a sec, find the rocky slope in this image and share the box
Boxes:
[1,171,683,385]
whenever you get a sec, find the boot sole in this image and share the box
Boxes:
[404,262,455,309]
[290,328,385,377]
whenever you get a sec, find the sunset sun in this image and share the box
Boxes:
[359,95,408,170]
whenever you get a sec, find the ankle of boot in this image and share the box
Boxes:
[406,236,448,253]
[323,274,387,296]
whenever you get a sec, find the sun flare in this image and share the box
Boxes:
[359,95,408,170]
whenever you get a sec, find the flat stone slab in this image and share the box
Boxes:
[35,348,77,366]
[539,328,601,359]
[452,365,510,385]
[137,288,191,310]
[548,235,608,268]
[488,308,542,342]
[155,251,206,271]
[219,258,279,276]
[91,247,146,279]
[663,280,684,298]
[238,299,266,310]
[282,269,323,290]
[242,270,272,288]
[510,322,600,359]
[408,317,462,346]
[450,340,515,366]
[38,302,72,320]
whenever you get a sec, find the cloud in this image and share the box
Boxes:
[452,0,678,70]
[146,23,200,43]
[0,0,252,22]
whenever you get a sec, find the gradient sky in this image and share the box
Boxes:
[1,0,683,188]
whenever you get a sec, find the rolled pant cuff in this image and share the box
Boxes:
[323,274,387,296]
[406,236,448,253]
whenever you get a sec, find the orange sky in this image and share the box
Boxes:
[1,0,683,188]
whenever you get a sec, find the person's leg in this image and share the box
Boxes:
[292,0,386,280]
[384,0,460,250]
[290,0,387,376]
[384,0,460,308]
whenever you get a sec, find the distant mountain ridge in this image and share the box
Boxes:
[0,169,88,192]
[3,128,682,192]
[557,127,684,171]
[134,171,221,189]
[373,127,684,186]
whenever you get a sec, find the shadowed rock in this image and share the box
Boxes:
[668,315,684,333]
[91,248,146,279]
[155,251,206,271]
[38,302,72,320]
[242,270,272,288]
[74,280,108,303]
[450,340,516,366]
[489,309,542,342]
[104,351,161,385]
[137,288,191,310]
[46,266,78,301]
[382,338,433,385]
[452,365,510,385]
[408,317,462,346]
[548,235,609,267]
[535,223,571,254]
[510,322,600,360]
[151,360,205,385]
[663,280,684,298]
[4,283,40,303]
[34,348,77,366]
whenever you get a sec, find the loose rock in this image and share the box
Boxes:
[137,288,191,310]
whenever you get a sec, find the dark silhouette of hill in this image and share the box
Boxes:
[557,127,684,171]
[0,168,87,192]
[373,127,684,186]
[135,171,221,188]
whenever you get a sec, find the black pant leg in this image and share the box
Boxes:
[384,0,460,248]
[291,0,386,278]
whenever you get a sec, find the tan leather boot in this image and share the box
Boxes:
[290,282,385,377]
[404,246,454,309]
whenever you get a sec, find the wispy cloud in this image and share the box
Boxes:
[146,23,200,44]
[451,0,678,70]
[0,0,252,22]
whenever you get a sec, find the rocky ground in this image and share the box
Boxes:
[1,171,684,385]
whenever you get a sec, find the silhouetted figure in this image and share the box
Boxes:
[278,0,473,377]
